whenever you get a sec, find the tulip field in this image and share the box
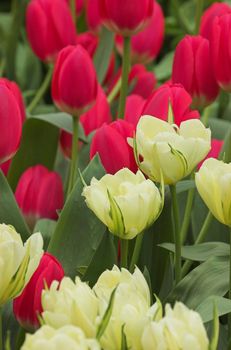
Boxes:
[1,0,231,349]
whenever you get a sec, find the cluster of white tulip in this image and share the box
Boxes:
[21,266,209,350]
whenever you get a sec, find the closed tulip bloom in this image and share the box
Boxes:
[172,35,219,108]
[82,168,162,239]
[200,2,231,41]
[0,78,25,122]
[0,84,22,164]
[116,2,164,64]
[15,165,64,229]
[142,83,200,126]
[124,94,146,126]
[76,32,99,57]
[195,158,231,227]
[52,45,98,116]
[26,0,76,62]
[0,224,43,306]
[211,14,231,92]
[86,0,102,32]
[99,0,154,36]
[21,325,100,350]
[90,120,137,174]
[13,252,64,331]
[132,116,211,184]
[198,138,223,169]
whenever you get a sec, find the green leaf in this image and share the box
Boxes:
[196,296,231,324]
[176,179,195,193]
[33,219,57,250]
[154,52,174,81]
[159,242,229,261]
[94,28,114,84]
[96,287,117,340]
[8,119,59,191]
[208,118,231,140]
[0,171,30,241]
[47,155,106,277]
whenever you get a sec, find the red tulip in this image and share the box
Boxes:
[90,120,137,174]
[15,165,64,229]
[116,2,164,64]
[200,2,231,41]
[0,78,25,122]
[172,35,219,108]
[13,252,64,330]
[86,0,102,32]
[0,84,22,164]
[76,32,99,57]
[124,94,146,126]
[198,139,223,169]
[26,0,76,62]
[98,0,154,36]
[142,83,200,126]
[60,86,112,158]
[103,53,116,86]
[0,159,11,177]
[211,14,231,92]
[52,45,98,116]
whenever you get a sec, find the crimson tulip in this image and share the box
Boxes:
[13,252,64,330]
[90,120,137,174]
[172,35,219,108]
[76,32,99,57]
[124,94,146,126]
[198,139,224,169]
[0,78,25,122]
[26,0,76,62]
[86,0,102,32]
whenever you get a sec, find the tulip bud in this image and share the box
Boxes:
[86,0,102,33]
[21,325,100,350]
[142,83,200,126]
[15,165,64,229]
[52,45,98,116]
[131,116,211,184]
[116,2,164,64]
[13,253,64,330]
[172,35,219,109]
[26,0,76,62]
[211,14,231,92]
[200,2,231,41]
[124,94,146,127]
[90,120,137,174]
[0,224,43,306]
[82,168,162,239]
[99,0,154,36]
[0,84,22,164]
[195,158,231,227]
[198,138,223,169]
[0,78,25,122]
[76,32,99,57]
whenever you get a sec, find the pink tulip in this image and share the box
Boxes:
[86,0,102,32]
[198,139,224,169]
[0,78,25,122]
[124,94,146,126]
[76,32,99,57]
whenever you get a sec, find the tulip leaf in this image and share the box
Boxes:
[175,179,195,193]
[47,155,106,278]
[0,171,30,241]
[196,296,231,324]
[94,28,114,84]
[96,287,117,340]
[168,256,229,309]
[154,51,174,81]
[8,119,59,191]
[33,219,57,250]
[159,242,229,261]
[208,118,231,139]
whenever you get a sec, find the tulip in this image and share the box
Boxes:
[172,35,219,109]
[82,168,162,239]
[21,325,100,350]
[98,0,154,36]
[142,83,200,126]
[0,159,11,176]
[116,2,164,64]
[211,14,231,92]
[26,0,76,62]
[42,277,99,337]
[0,78,25,122]
[90,120,137,174]
[76,32,99,57]
[124,94,146,126]
[15,165,64,229]
[103,54,116,86]
[200,2,231,41]
[52,45,98,116]
[198,139,223,169]
[195,158,231,227]
[0,224,43,306]
[13,252,64,331]
[86,0,102,33]
[131,116,211,184]
[0,84,22,165]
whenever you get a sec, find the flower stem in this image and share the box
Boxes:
[228,228,231,336]
[70,0,76,26]
[180,186,196,244]
[121,239,128,268]
[107,77,122,106]
[170,184,181,284]
[0,307,2,350]
[27,65,53,114]
[182,211,213,276]
[129,233,144,272]
[195,0,204,34]
[67,116,79,197]
[118,37,131,119]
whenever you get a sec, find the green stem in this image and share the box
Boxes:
[182,211,213,276]
[121,239,128,268]
[171,0,193,33]
[229,228,231,337]
[195,0,204,34]
[70,0,76,26]
[67,116,79,197]
[181,186,196,244]
[27,65,53,114]
[0,307,2,350]
[129,233,144,272]
[170,184,181,284]
[107,77,122,105]
[118,37,131,119]
[15,326,25,350]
